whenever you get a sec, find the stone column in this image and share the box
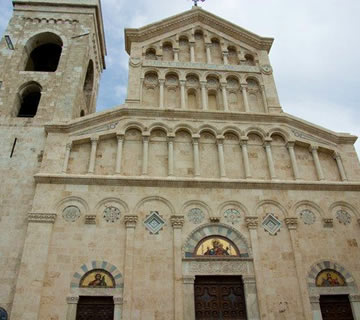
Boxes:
[192,136,200,177]
[246,217,268,319]
[310,296,323,320]
[242,276,260,320]
[217,136,226,178]
[310,146,325,181]
[142,135,149,175]
[287,142,300,180]
[139,77,144,104]
[113,296,123,320]
[115,134,124,174]
[264,139,277,180]
[170,216,185,320]
[159,79,165,109]
[66,296,79,320]
[223,51,229,65]
[221,83,229,112]
[333,152,348,181]
[88,137,98,174]
[180,80,186,109]
[240,137,252,179]
[168,136,175,177]
[174,48,179,62]
[62,142,72,173]
[122,215,138,320]
[200,81,208,110]
[10,213,57,320]
[350,295,360,320]
[285,218,312,320]
[190,42,195,63]
[241,84,250,112]
[206,43,212,64]
[183,276,196,320]
[260,85,269,113]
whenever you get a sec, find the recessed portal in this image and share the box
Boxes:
[320,295,354,320]
[76,296,114,320]
[194,276,247,319]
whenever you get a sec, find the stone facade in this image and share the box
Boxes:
[0,1,360,320]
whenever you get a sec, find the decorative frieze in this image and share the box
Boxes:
[185,260,248,274]
[85,214,96,225]
[245,217,258,230]
[28,212,57,224]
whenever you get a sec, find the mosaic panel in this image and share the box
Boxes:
[195,236,239,256]
[224,208,241,225]
[300,209,316,225]
[80,269,115,288]
[316,269,346,287]
[144,211,165,234]
[103,206,121,223]
[262,213,281,235]
[188,208,205,224]
[336,210,351,225]
[62,205,80,222]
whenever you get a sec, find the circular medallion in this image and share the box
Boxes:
[188,208,205,224]
[300,209,316,225]
[224,208,241,225]
[260,64,273,75]
[103,206,121,223]
[336,210,351,225]
[62,206,80,222]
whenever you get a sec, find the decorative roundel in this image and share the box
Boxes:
[188,208,205,224]
[260,64,273,75]
[224,209,241,225]
[336,210,351,225]
[300,209,316,225]
[103,206,121,223]
[62,205,81,222]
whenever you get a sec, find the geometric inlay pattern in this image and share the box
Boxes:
[224,208,241,225]
[188,208,205,224]
[336,210,351,225]
[103,206,121,223]
[62,205,81,222]
[144,211,165,234]
[300,209,316,225]
[262,213,281,235]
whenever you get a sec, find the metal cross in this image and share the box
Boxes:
[193,0,205,6]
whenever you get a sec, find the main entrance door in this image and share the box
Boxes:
[320,295,354,320]
[76,296,114,320]
[194,276,247,320]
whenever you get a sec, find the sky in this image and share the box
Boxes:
[1,0,359,154]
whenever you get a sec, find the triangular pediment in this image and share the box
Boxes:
[125,7,273,54]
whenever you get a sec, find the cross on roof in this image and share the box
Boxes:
[193,0,205,6]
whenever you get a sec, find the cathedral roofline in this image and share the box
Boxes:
[124,6,274,55]
[13,0,107,68]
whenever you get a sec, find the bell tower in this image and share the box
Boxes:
[0,0,106,121]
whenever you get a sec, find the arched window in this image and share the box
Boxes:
[16,82,42,118]
[80,109,85,117]
[80,269,116,288]
[83,60,94,112]
[244,54,255,66]
[145,48,157,60]
[194,236,240,257]
[162,42,174,61]
[24,32,63,72]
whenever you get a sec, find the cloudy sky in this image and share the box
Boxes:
[1,0,359,154]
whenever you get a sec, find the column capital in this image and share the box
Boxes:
[167,134,175,141]
[240,84,248,90]
[200,80,207,87]
[286,141,296,149]
[179,79,186,86]
[246,216,258,229]
[142,132,150,140]
[65,142,72,150]
[170,215,185,229]
[28,212,57,224]
[323,218,333,228]
[309,145,319,152]
[66,296,79,304]
[173,47,179,53]
[116,133,125,140]
[90,136,99,144]
[285,217,298,230]
[113,296,124,305]
[159,78,165,84]
[192,134,200,142]
[350,295,360,302]
[242,275,256,284]
[222,51,229,56]
[183,275,195,284]
[309,295,320,304]
[332,151,341,159]
[240,136,249,144]
[124,215,138,228]
[85,214,96,225]
[216,135,225,142]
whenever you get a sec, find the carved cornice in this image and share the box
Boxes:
[28,212,57,224]
[34,173,360,192]
[170,215,185,228]
[125,8,273,54]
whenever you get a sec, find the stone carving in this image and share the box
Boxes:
[170,215,185,228]
[336,210,351,225]
[144,211,165,234]
[186,260,248,274]
[260,64,273,75]
[28,212,57,224]
[262,213,281,235]
[245,217,258,229]
[103,206,121,223]
[74,121,119,136]
[85,215,96,225]
[224,208,241,225]
[300,209,316,225]
[124,215,138,228]
[129,58,141,68]
[188,208,205,224]
[291,128,333,146]
[62,206,81,222]
[323,218,333,228]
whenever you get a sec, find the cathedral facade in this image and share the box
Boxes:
[0,1,360,319]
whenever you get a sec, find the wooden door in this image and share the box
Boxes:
[194,276,247,320]
[320,295,354,320]
[76,296,114,320]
